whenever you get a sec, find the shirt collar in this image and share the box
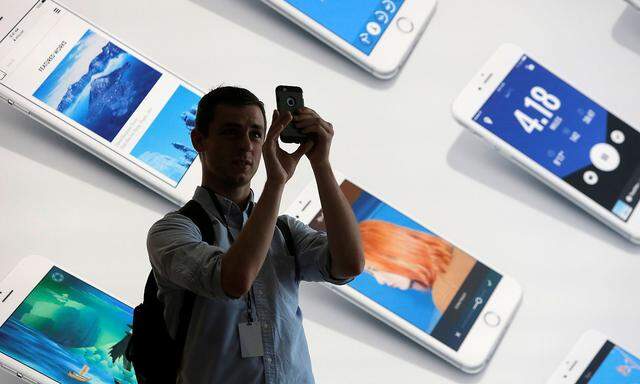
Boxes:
[193,186,254,222]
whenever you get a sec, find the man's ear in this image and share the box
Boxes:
[191,128,206,153]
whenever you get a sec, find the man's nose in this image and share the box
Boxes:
[239,132,253,150]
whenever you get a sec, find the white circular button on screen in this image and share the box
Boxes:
[366,22,382,36]
[611,130,625,144]
[484,311,501,327]
[590,143,620,172]
[583,170,599,185]
[396,17,414,33]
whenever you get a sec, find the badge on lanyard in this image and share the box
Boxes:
[238,321,264,358]
[238,288,264,358]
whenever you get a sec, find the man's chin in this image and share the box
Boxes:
[229,169,256,187]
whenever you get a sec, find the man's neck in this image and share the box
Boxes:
[202,179,251,209]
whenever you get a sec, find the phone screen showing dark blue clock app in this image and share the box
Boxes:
[474,55,640,221]
[284,0,405,55]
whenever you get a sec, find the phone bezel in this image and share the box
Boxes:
[0,255,135,384]
[260,0,437,79]
[285,174,522,373]
[0,0,203,206]
[545,330,613,383]
[451,43,640,243]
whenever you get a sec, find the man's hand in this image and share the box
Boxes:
[292,107,364,280]
[263,110,313,186]
[293,107,333,169]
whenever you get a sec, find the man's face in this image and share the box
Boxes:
[193,104,265,188]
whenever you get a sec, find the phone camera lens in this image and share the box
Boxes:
[286,97,296,107]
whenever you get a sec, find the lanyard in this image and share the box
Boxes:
[203,187,257,324]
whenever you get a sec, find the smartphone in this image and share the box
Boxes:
[0,255,137,384]
[547,330,640,383]
[452,44,640,243]
[286,175,522,373]
[0,1,204,206]
[275,85,307,143]
[260,0,437,79]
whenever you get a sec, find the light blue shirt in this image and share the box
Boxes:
[147,186,351,384]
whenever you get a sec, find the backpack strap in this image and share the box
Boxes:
[172,200,214,365]
[276,216,300,283]
[179,200,215,244]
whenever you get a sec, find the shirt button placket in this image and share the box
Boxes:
[255,279,275,383]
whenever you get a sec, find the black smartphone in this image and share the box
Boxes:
[275,85,307,143]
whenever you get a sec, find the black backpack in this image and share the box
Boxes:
[125,200,296,383]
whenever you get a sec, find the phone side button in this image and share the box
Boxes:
[396,17,414,33]
[483,311,501,327]
[8,99,30,116]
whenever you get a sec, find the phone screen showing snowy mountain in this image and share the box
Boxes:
[0,1,202,186]
[0,266,137,384]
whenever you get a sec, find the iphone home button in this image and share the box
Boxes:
[484,311,501,327]
[396,17,414,33]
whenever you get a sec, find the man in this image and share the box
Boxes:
[147,86,364,383]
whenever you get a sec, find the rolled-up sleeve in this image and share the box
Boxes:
[147,213,233,300]
[282,215,353,285]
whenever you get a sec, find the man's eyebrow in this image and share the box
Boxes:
[216,121,265,131]
[219,122,243,129]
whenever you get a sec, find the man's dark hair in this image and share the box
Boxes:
[195,86,266,136]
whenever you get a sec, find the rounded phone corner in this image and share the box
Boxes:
[457,359,487,374]
[624,230,640,245]
[450,101,467,125]
[451,348,490,375]
[369,65,400,80]
[276,84,302,93]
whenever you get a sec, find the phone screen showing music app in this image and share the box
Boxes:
[284,0,404,55]
[474,55,640,221]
